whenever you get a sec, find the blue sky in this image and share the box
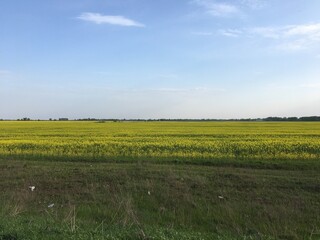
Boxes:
[1,0,320,119]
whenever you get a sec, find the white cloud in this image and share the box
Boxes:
[78,12,145,27]
[248,27,280,39]
[191,0,266,18]
[218,29,242,37]
[240,0,266,9]
[250,23,320,40]
[192,0,241,17]
[276,39,309,51]
[208,3,239,16]
[251,23,320,51]
[284,23,320,37]
[219,23,320,51]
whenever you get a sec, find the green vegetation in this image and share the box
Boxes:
[0,121,320,239]
[1,121,320,166]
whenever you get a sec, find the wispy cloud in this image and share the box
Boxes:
[218,29,242,37]
[219,23,320,51]
[276,39,309,51]
[191,0,266,18]
[285,23,320,37]
[240,0,266,9]
[249,23,320,39]
[192,0,241,17]
[250,23,320,51]
[78,12,145,27]
[248,27,280,39]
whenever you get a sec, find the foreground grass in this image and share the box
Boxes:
[1,159,320,239]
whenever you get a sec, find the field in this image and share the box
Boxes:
[1,121,320,165]
[0,121,320,239]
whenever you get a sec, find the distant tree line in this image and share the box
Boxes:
[0,116,319,122]
[263,116,320,121]
[69,116,320,121]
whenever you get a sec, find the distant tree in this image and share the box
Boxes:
[265,117,283,121]
[287,117,298,121]
[299,116,320,121]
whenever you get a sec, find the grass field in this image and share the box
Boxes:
[0,121,320,239]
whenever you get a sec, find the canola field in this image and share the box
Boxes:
[1,121,320,239]
[0,121,320,164]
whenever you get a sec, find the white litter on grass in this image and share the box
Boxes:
[29,186,35,191]
[148,191,151,195]
[48,203,55,208]
[218,196,224,199]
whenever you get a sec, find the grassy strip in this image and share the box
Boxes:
[0,216,225,240]
[1,159,320,239]
[1,154,320,171]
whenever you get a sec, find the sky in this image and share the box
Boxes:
[1,0,320,119]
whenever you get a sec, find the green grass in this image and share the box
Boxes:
[0,121,320,239]
[1,160,320,239]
